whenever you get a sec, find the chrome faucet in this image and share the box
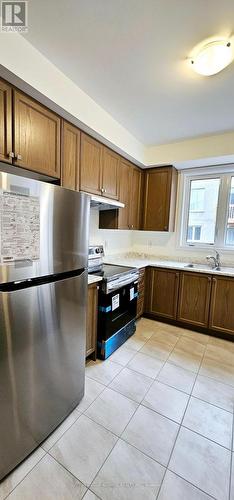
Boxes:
[206,250,221,269]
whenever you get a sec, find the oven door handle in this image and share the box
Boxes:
[107,275,139,292]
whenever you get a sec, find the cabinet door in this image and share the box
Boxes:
[118,160,131,229]
[0,80,12,163]
[145,268,179,320]
[13,91,61,177]
[129,167,142,229]
[102,147,119,200]
[61,121,80,190]
[86,284,98,358]
[80,133,102,195]
[143,167,177,231]
[209,276,234,336]
[177,272,212,327]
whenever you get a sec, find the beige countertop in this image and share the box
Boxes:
[88,274,103,285]
[104,255,234,278]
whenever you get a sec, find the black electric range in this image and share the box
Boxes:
[88,247,139,359]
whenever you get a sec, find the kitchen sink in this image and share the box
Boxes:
[184,263,212,270]
[184,263,234,274]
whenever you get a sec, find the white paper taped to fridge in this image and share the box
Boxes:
[0,191,40,263]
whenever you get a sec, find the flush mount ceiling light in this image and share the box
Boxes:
[190,40,233,76]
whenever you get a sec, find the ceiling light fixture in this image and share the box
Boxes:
[190,40,233,76]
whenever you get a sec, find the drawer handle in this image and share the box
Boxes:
[16,154,22,161]
[8,151,15,158]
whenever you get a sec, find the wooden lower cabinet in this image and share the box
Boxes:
[136,267,145,319]
[86,283,99,359]
[209,276,234,336]
[145,267,179,320]
[177,272,212,328]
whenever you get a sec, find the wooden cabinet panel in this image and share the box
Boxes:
[177,272,212,327]
[13,91,60,177]
[145,267,179,320]
[129,167,142,230]
[118,160,131,229]
[143,166,177,231]
[102,147,119,200]
[0,80,12,163]
[209,276,234,335]
[136,267,145,319]
[61,121,80,190]
[86,283,98,358]
[80,133,102,195]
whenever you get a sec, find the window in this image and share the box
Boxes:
[187,225,201,242]
[181,168,234,248]
[190,187,205,212]
[225,177,234,246]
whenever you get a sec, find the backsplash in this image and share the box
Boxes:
[89,209,132,255]
[89,209,234,266]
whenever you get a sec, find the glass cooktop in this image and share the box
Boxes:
[92,264,137,280]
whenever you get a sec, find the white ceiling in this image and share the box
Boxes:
[23,0,234,146]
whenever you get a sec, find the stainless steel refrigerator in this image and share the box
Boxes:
[0,170,90,480]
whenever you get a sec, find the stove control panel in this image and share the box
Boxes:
[88,245,104,259]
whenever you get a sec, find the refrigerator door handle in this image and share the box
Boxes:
[0,268,87,292]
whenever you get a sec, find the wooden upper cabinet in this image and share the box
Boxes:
[209,276,234,336]
[145,267,179,320]
[80,132,102,195]
[129,167,142,229]
[0,80,12,163]
[177,272,212,328]
[118,160,131,229]
[13,91,61,177]
[102,147,119,200]
[143,166,177,231]
[61,121,80,190]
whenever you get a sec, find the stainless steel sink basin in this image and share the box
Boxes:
[184,263,212,270]
[184,263,234,274]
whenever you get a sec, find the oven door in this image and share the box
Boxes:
[97,281,138,341]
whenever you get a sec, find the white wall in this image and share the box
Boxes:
[0,30,144,164]
[0,31,234,169]
[89,210,132,255]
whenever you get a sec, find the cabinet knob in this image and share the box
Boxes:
[101,187,104,193]
[104,189,107,193]
[8,151,15,158]
[164,225,168,231]
[208,277,212,282]
[16,154,22,161]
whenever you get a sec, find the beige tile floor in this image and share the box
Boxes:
[1,318,234,499]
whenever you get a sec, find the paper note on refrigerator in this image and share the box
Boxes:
[0,191,40,263]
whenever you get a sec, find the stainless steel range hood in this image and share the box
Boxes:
[88,193,125,210]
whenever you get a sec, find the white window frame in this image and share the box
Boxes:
[179,165,234,250]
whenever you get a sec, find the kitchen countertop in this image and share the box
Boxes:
[88,274,103,285]
[104,255,234,278]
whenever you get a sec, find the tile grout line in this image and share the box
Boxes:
[229,411,234,500]
[155,330,210,500]
[86,325,183,497]
[3,451,46,500]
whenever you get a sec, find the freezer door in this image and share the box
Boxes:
[0,171,90,284]
[0,271,87,480]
